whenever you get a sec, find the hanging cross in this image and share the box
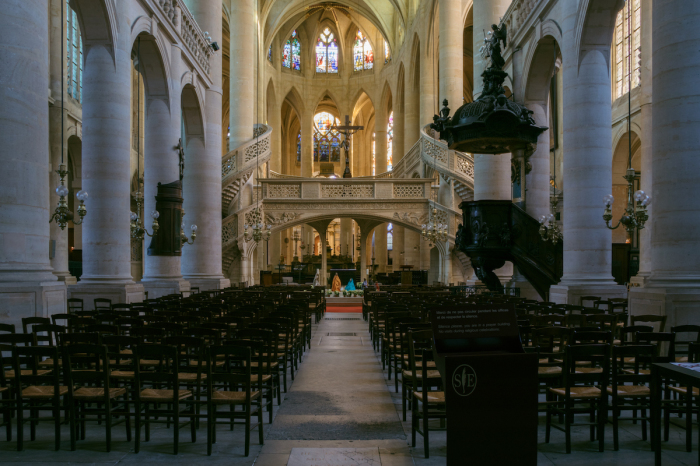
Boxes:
[331,115,364,178]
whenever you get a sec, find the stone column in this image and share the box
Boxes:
[48,0,75,284]
[526,104,551,220]
[420,41,436,130]
[70,0,144,308]
[228,0,254,151]
[631,0,653,286]
[310,220,332,287]
[439,0,463,108]
[404,85,420,152]
[0,0,67,325]
[375,107,388,172]
[392,111,404,171]
[141,46,189,299]
[301,110,313,177]
[550,0,624,304]
[340,219,352,257]
[647,1,700,286]
[182,0,230,291]
[393,226,405,267]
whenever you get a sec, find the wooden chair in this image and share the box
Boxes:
[94,298,111,312]
[233,329,279,422]
[67,298,84,314]
[618,325,654,345]
[580,296,601,308]
[206,345,263,456]
[225,338,274,426]
[546,344,610,453]
[411,347,445,458]
[671,325,700,362]
[21,317,50,336]
[12,345,69,451]
[0,323,15,335]
[63,343,129,451]
[631,314,667,332]
[608,344,655,450]
[133,343,196,454]
[664,342,700,451]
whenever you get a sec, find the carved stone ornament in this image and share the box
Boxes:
[265,212,302,226]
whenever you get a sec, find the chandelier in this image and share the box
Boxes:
[602,8,650,237]
[603,178,650,234]
[130,193,159,240]
[422,208,447,243]
[539,212,562,244]
[243,213,271,243]
[180,209,197,246]
[50,4,87,230]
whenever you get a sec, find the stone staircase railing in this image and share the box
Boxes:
[155,0,213,75]
[221,124,272,216]
[419,125,475,202]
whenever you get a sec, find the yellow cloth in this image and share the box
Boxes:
[332,274,341,292]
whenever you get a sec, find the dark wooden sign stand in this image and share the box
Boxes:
[431,304,538,465]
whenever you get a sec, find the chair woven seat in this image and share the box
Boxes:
[606,385,650,397]
[5,369,51,379]
[139,389,192,401]
[670,385,700,396]
[574,367,603,374]
[189,360,224,367]
[110,370,136,379]
[0,386,8,393]
[549,386,602,399]
[211,390,260,404]
[538,366,562,375]
[178,372,207,381]
[413,391,445,403]
[74,387,126,400]
[22,385,69,398]
[402,369,441,380]
[251,374,272,383]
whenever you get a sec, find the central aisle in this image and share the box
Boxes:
[266,313,406,441]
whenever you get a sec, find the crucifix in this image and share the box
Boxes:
[331,115,363,178]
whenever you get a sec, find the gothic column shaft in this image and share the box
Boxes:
[634,0,653,282]
[301,110,313,177]
[228,0,255,151]
[559,5,615,285]
[439,0,463,108]
[648,0,700,285]
[375,107,388,172]
[49,0,74,284]
[527,104,551,220]
[80,7,134,285]
[182,0,229,290]
[0,0,66,323]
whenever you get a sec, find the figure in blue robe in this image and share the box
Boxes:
[345,278,356,291]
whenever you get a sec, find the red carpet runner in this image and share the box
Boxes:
[326,305,362,313]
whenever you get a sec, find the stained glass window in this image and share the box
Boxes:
[268,45,272,63]
[283,30,301,71]
[387,112,394,171]
[353,30,373,71]
[384,40,390,64]
[313,112,341,162]
[296,131,301,162]
[614,0,641,98]
[387,223,393,250]
[66,1,83,102]
[315,28,338,73]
